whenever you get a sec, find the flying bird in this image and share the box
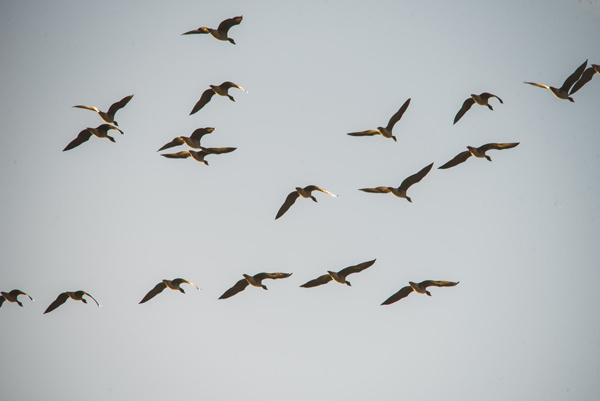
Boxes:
[569,64,600,95]
[359,162,434,203]
[438,142,519,169]
[300,259,376,288]
[190,82,248,115]
[0,289,34,308]
[347,98,411,141]
[139,278,200,304]
[381,280,459,305]
[157,127,216,151]
[182,16,243,44]
[160,147,236,165]
[73,94,133,126]
[63,124,123,151]
[453,93,503,125]
[524,59,588,101]
[275,185,338,220]
[44,291,100,314]
[219,272,293,299]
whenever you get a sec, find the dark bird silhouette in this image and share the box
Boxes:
[300,259,376,288]
[359,163,433,202]
[347,98,411,141]
[157,127,216,151]
[182,16,243,44]
[381,280,459,305]
[190,82,248,115]
[160,147,236,165]
[44,291,100,314]
[453,93,503,124]
[219,272,293,299]
[63,124,123,151]
[73,94,133,126]
[524,59,588,101]
[275,185,338,220]
[0,289,34,308]
[570,64,600,95]
[139,278,200,304]
[438,143,519,169]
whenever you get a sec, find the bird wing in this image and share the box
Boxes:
[570,66,597,95]
[381,286,414,305]
[189,127,216,141]
[347,130,380,137]
[338,259,376,279]
[182,27,210,35]
[480,92,503,104]
[161,151,192,159]
[254,272,293,283]
[453,98,475,124]
[139,282,167,304]
[107,94,133,117]
[438,150,472,169]
[386,98,411,131]
[523,82,550,90]
[304,185,337,197]
[398,163,434,192]
[221,81,247,92]
[172,278,199,290]
[44,292,69,314]
[63,129,93,151]
[0,297,4,308]
[10,289,33,301]
[219,279,249,299]
[82,292,100,307]
[157,137,185,152]
[217,16,243,34]
[275,191,301,220]
[479,142,519,153]
[359,186,392,193]
[419,280,459,289]
[203,147,237,154]
[73,105,100,113]
[561,59,588,92]
[300,274,333,288]
[190,89,216,115]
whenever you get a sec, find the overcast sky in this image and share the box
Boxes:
[1,0,599,400]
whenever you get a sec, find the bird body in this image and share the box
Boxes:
[347,98,411,141]
[73,94,133,126]
[300,259,376,288]
[157,127,216,151]
[139,278,200,304]
[438,142,519,169]
[219,272,293,299]
[160,147,236,165]
[381,280,459,305]
[275,185,338,219]
[524,60,588,101]
[0,289,34,308]
[453,93,503,124]
[63,124,123,151]
[190,82,247,115]
[359,163,433,202]
[44,291,100,314]
[182,16,243,44]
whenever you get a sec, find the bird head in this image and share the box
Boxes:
[82,299,88,304]
[405,196,412,203]
[228,38,236,45]
[108,135,116,143]
[392,136,397,142]
[426,290,432,296]
[568,96,574,102]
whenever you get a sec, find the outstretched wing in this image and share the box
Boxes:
[189,127,216,142]
[479,92,503,104]
[398,163,434,192]
[10,289,33,301]
[570,66,598,95]
[478,142,519,153]
[438,150,472,169]
[139,282,167,304]
[161,151,192,159]
[419,280,459,289]
[561,59,588,92]
[82,292,100,307]
[44,292,69,314]
[63,129,93,151]
[220,81,247,92]
[275,191,300,220]
[381,286,414,305]
[190,89,216,115]
[181,27,210,35]
[73,105,100,113]
[523,82,550,90]
[338,259,376,279]
[359,186,392,193]
[347,130,380,137]
[386,98,411,131]
[453,97,475,124]
[172,278,199,290]
[203,147,237,154]
[300,274,333,288]
[254,272,293,282]
[107,94,134,117]
[217,16,243,34]
[304,185,337,198]
[219,279,249,299]
[157,137,185,152]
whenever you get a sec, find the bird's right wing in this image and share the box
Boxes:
[386,98,411,131]
[479,142,519,152]
[275,191,300,220]
[161,151,192,159]
[347,130,380,137]
[438,150,472,169]
[139,283,167,304]
[44,292,69,314]
[190,89,216,115]
[219,279,249,299]
[453,98,475,124]
[217,16,243,34]
[107,94,134,116]
[398,163,434,192]
[358,186,392,193]
[63,129,93,151]
[561,59,588,92]
[420,280,459,288]
[300,274,333,288]
[570,66,597,95]
[381,286,414,305]
[189,127,216,141]
[338,259,376,278]
[157,137,184,152]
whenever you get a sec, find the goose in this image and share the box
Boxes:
[44,291,100,314]
[139,278,200,304]
[524,59,588,101]
[381,280,459,305]
[190,82,248,115]
[347,98,411,141]
[438,142,519,169]
[73,94,133,126]
[300,259,376,288]
[157,127,216,151]
[63,124,123,151]
[0,289,34,308]
[570,64,600,95]
[182,16,243,44]
[275,185,338,220]
[359,162,433,202]
[453,93,503,125]
[160,147,236,165]
[219,272,293,299]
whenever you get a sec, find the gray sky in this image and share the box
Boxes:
[1,0,600,400]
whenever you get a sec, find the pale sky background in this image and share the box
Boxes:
[1,0,600,400]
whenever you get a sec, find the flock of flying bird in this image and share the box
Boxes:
[5,16,599,314]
